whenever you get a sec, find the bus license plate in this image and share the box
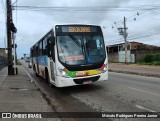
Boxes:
[83,80,92,84]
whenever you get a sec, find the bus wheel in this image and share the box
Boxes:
[45,69,52,87]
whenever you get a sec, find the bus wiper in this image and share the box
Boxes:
[69,34,82,47]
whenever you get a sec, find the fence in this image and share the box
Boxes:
[0,56,8,70]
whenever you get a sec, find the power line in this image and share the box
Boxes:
[113,31,160,42]
[13,5,160,12]
[128,26,160,38]
[12,0,18,5]
[128,31,160,40]
[106,8,160,30]
[111,25,160,42]
[11,4,160,45]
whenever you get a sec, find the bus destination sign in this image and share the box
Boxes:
[69,27,90,32]
[61,26,98,33]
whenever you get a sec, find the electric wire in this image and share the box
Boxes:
[11,4,160,45]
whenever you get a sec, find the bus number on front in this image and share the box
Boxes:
[68,27,90,32]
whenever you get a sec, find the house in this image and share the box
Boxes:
[0,48,7,57]
[0,48,8,69]
[106,41,160,63]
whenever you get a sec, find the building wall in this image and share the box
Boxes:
[132,50,160,62]
[0,48,8,70]
[0,48,7,57]
[0,56,7,70]
[107,42,160,63]
[118,50,135,63]
[108,51,135,63]
[108,52,119,62]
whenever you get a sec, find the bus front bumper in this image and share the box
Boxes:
[56,71,108,87]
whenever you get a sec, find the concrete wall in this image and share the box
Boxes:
[107,43,160,63]
[0,56,7,70]
[132,50,160,62]
[108,51,135,63]
[108,53,119,62]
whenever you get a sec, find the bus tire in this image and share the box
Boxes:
[33,65,39,77]
[45,69,52,87]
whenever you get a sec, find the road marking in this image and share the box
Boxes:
[18,88,29,91]
[135,105,156,112]
[128,87,160,97]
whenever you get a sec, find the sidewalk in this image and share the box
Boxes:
[109,63,160,78]
[0,66,60,121]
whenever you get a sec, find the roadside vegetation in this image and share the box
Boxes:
[137,54,160,66]
[16,60,22,65]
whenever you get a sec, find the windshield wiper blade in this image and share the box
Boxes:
[69,34,82,47]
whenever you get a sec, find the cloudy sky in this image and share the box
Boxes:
[0,0,160,58]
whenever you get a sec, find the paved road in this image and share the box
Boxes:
[109,63,160,77]
[21,60,160,121]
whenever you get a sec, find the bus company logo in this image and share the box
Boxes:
[2,113,11,118]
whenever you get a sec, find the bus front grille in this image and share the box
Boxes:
[73,76,100,84]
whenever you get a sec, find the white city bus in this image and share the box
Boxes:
[30,25,108,87]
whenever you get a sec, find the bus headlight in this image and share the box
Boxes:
[102,64,108,72]
[61,71,66,76]
[103,66,107,71]
[59,68,70,78]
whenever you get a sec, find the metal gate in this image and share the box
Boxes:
[118,50,135,63]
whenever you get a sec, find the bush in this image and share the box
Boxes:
[145,54,155,62]
[156,54,160,61]
[144,54,160,63]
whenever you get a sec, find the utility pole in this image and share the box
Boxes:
[6,0,13,75]
[118,17,128,64]
[124,17,128,64]
[6,0,17,75]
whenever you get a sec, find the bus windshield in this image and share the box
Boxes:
[57,34,106,65]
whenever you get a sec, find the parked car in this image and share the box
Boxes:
[28,59,32,68]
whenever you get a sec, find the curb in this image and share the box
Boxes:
[23,67,59,112]
[23,67,70,121]
[109,69,160,78]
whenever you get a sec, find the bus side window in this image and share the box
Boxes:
[39,41,43,56]
[43,38,47,55]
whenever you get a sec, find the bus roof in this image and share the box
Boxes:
[31,24,102,48]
